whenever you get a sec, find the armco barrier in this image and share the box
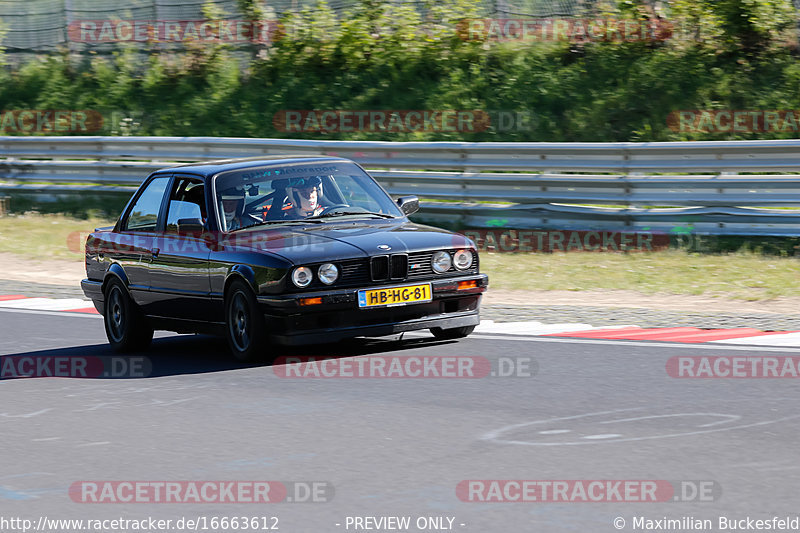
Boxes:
[2,137,800,234]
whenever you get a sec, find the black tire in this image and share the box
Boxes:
[430,325,476,340]
[103,278,153,353]
[225,279,269,362]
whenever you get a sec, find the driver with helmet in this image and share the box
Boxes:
[287,176,325,218]
[219,186,246,231]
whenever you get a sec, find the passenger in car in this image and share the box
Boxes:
[287,176,326,218]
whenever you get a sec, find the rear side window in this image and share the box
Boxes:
[124,177,170,231]
[166,178,206,232]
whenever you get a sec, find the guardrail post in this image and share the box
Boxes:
[460,166,478,228]
[626,172,642,208]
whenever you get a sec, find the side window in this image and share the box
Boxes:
[166,178,206,233]
[124,177,170,232]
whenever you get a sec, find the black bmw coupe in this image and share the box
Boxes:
[82,156,488,361]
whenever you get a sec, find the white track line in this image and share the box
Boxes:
[466,333,800,352]
[710,332,800,347]
[0,298,92,311]
[475,320,635,336]
[0,307,101,319]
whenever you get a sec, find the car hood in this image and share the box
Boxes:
[229,219,473,264]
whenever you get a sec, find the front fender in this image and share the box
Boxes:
[226,264,257,294]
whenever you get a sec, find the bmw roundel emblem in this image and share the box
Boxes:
[377,244,392,251]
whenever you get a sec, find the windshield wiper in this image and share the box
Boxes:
[308,211,396,220]
[229,219,325,232]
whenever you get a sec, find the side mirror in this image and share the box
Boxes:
[396,195,419,216]
[177,218,204,234]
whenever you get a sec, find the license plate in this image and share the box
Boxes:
[358,283,432,308]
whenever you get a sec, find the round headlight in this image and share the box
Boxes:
[432,251,452,274]
[318,263,339,285]
[453,249,473,270]
[292,266,313,288]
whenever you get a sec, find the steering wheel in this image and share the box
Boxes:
[319,204,350,215]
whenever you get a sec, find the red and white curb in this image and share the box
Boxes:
[476,320,800,347]
[0,296,797,347]
[0,295,98,314]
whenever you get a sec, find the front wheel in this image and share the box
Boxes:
[429,325,475,340]
[103,278,153,352]
[225,280,269,362]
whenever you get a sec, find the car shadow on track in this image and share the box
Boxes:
[0,333,461,379]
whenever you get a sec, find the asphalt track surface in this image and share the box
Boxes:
[1,308,800,532]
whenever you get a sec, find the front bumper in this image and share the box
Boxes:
[259,273,488,345]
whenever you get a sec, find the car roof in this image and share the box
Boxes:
[150,156,353,179]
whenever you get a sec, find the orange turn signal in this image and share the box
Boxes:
[457,280,478,290]
[299,297,323,306]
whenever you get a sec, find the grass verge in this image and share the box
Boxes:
[0,213,114,261]
[481,251,799,301]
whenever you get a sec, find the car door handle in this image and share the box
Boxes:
[152,247,160,259]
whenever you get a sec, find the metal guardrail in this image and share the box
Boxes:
[3,136,800,234]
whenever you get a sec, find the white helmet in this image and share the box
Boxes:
[287,176,323,214]
[219,187,244,230]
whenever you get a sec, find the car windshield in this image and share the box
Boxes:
[213,161,403,232]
